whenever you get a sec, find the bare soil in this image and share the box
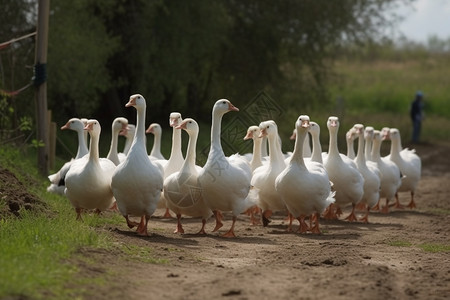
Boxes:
[2,141,450,300]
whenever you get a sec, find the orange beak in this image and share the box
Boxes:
[228,102,239,112]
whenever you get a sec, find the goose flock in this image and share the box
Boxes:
[47,94,422,237]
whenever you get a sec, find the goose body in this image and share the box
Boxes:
[352,124,381,222]
[111,94,164,236]
[386,128,421,208]
[371,130,402,213]
[323,116,364,220]
[121,124,135,156]
[251,120,287,226]
[146,123,165,160]
[107,117,129,166]
[47,118,89,195]
[164,118,212,234]
[243,126,266,172]
[198,99,254,237]
[276,115,335,233]
[64,119,116,219]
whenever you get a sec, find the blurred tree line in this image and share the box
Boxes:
[1,0,413,144]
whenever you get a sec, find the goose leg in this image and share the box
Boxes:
[286,212,294,232]
[296,216,309,233]
[310,213,321,234]
[359,207,370,223]
[197,219,207,235]
[161,207,173,219]
[221,216,237,238]
[75,207,83,220]
[136,215,150,236]
[371,198,380,211]
[381,198,390,214]
[344,203,358,222]
[212,210,223,232]
[125,215,140,228]
[391,192,405,209]
[323,203,337,220]
[406,192,416,209]
[262,209,272,227]
[174,214,184,234]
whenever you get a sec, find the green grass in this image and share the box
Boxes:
[0,145,173,299]
[418,243,450,253]
[388,240,413,247]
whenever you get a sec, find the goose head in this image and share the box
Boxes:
[125,94,146,109]
[309,121,320,137]
[381,127,390,140]
[145,123,161,135]
[243,126,261,141]
[176,118,198,135]
[353,124,364,137]
[258,120,278,138]
[121,124,135,137]
[212,99,239,116]
[327,116,339,132]
[112,117,128,135]
[61,118,85,132]
[296,115,311,134]
[169,112,183,127]
[373,130,381,143]
[84,119,101,137]
[389,128,400,141]
[364,126,374,140]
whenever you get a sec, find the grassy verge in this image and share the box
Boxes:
[0,146,124,299]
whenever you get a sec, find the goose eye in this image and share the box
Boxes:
[222,101,226,105]
[189,121,192,124]
[266,126,269,129]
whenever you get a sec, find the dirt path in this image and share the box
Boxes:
[72,142,450,300]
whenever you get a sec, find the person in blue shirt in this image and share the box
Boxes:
[410,91,424,143]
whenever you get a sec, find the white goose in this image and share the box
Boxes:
[323,116,364,220]
[155,113,186,218]
[198,99,254,237]
[111,94,164,236]
[64,119,116,220]
[352,124,381,222]
[47,118,89,195]
[276,115,335,233]
[364,126,375,161]
[243,125,265,173]
[386,128,421,209]
[251,120,287,226]
[371,130,402,213]
[164,118,212,234]
[345,127,357,160]
[145,123,165,160]
[308,121,324,164]
[121,124,135,156]
[107,117,129,166]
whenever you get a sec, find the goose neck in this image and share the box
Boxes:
[290,129,306,167]
[76,129,89,159]
[88,133,100,165]
[251,138,263,166]
[210,111,224,154]
[150,132,162,157]
[311,133,323,163]
[268,134,285,164]
[355,134,365,163]
[181,131,198,173]
[130,106,146,152]
[328,128,340,157]
[371,139,381,161]
[170,127,183,160]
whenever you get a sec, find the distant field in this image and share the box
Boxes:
[327,56,450,143]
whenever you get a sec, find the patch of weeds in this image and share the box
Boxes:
[418,243,450,253]
[388,240,412,247]
[427,208,450,215]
